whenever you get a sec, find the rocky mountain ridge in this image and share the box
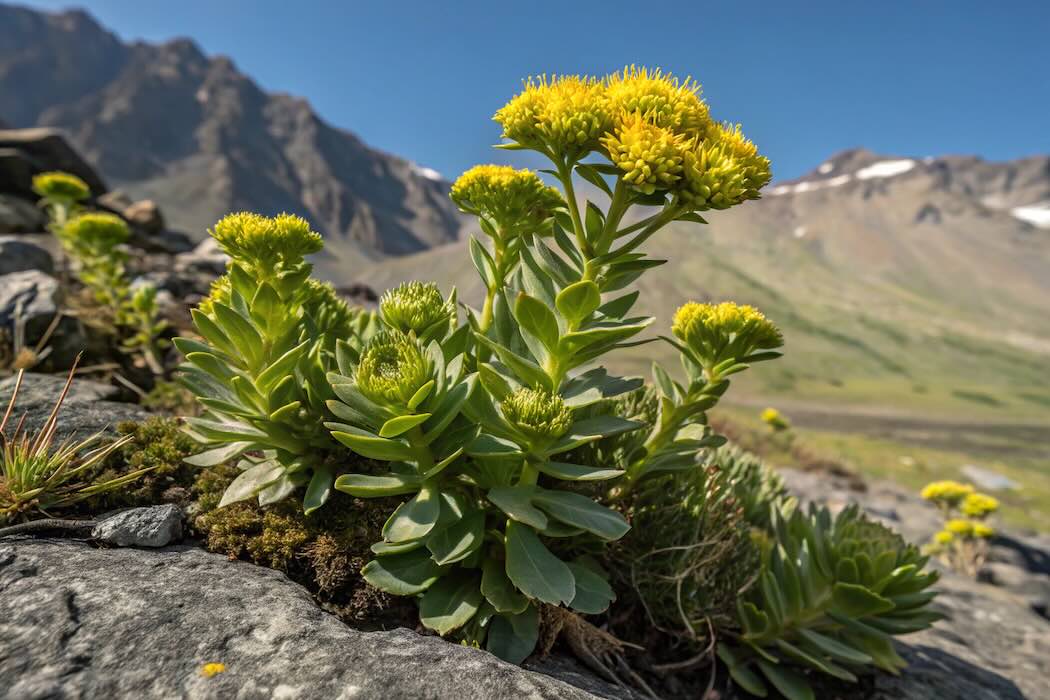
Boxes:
[0,3,468,269]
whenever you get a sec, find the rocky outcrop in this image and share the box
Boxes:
[0,540,627,700]
[0,127,107,197]
[0,236,53,275]
[0,372,149,439]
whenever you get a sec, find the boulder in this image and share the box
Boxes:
[0,270,84,368]
[174,237,228,277]
[124,198,164,234]
[0,128,107,196]
[0,193,46,233]
[0,540,629,700]
[0,372,148,440]
[0,236,53,275]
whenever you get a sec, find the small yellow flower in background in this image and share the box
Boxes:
[933,530,954,545]
[760,407,790,432]
[961,492,999,518]
[945,518,974,537]
[200,662,226,678]
[972,523,996,539]
[601,113,689,194]
[920,480,974,506]
[32,170,91,202]
[62,212,130,251]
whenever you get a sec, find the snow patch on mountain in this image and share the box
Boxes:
[766,159,918,196]
[412,164,443,181]
[1011,202,1050,228]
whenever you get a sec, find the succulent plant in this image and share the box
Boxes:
[921,480,999,576]
[719,504,942,700]
[35,177,168,374]
[176,212,367,513]
[176,67,794,665]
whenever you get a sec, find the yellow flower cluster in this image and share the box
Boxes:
[679,123,772,210]
[494,67,769,209]
[210,212,322,267]
[920,480,974,506]
[605,66,709,137]
[945,518,973,536]
[32,171,91,202]
[450,165,562,232]
[495,75,612,158]
[961,492,999,518]
[760,407,790,431]
[672,301,783,365]
[63,212,130,251]
[501,387,573,442]
[933,530,954,545]
[200,662,226,678]
[600,113,688,195]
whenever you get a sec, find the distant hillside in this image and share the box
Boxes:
[0,4,468,269]
[359,149,1050,421]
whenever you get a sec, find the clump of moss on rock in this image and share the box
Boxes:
[82,417,198,510]
[192,464,414,627]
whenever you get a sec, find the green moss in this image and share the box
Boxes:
[82,417,198,510]
[192,464,413,625]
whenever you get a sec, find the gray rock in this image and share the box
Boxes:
[0,372,148,441]
[0,128,107,197]
[871,572,1050,699]
[0,541,630,700]
[960,464,1019,491]
[0,270,85,369]
[175,237,228,277]
[91,504,184,548]
[0,193,45,234]
[0,236,54,275]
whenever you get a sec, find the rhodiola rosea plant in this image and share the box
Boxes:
[176,66,940,694]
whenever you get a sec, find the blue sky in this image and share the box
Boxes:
[21,1,1050,183]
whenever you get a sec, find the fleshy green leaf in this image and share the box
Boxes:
[535,461,624,482]
[481,557,529,614]
[756,660,815,700]
[486,606,539,664]
[303,467,333,514]
[514,292,560,353]
[556,281,601,329]
[504,520,575,605]
[427,510,485,565]
[329,424,415,461]
[545,415,644,455]
[532,488,630,540]
[379,413,432,438]
[487,486,548,529]
[419,572,483,635]
[362,549,442,595]
[334,472,422,497]
[383,486,442,542]
[567,562,615,614]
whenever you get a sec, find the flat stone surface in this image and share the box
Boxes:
[0,193,45,234]
[0,540,629,700]
[0,372,148,440]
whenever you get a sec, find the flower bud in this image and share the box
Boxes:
[501,387,573,443]
[356,331,431,408]
[32,171,91,203]
[972,523,995,539]
[379,281,451,336]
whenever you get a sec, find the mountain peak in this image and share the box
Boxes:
[0,3,467,259]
